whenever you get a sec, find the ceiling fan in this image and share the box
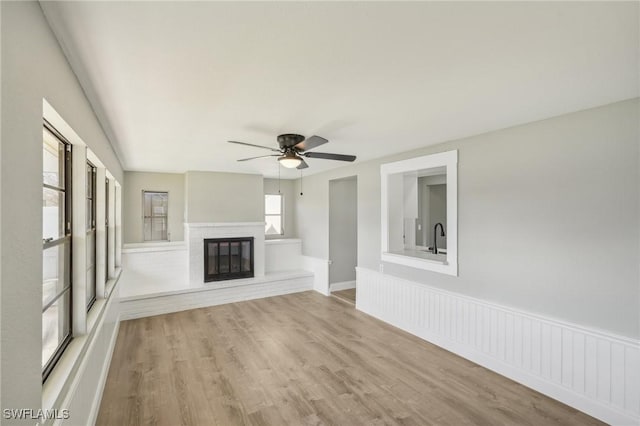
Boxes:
[228,134,356,169]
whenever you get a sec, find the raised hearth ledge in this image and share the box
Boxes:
[122,241,187,253]
[186,222,265,228]
[120,270,312,301]
[265,238,302,245]
[119,270,314,320]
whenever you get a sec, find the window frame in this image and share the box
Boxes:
[142,190,169,241]
[86,161,97,310]
[42,120,73,382]
[380,150,458,276]
[264,193,284,237]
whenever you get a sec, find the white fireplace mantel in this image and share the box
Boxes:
[186,222,265,228]
[185,222,265,286]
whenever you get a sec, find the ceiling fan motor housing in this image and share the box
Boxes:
[277,134,305,150]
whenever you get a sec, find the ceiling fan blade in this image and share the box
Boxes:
[237,155,279,162]
[296,159,309,169]
[228,140,280,153]
[294,135,328,152]
[304,152,356,162]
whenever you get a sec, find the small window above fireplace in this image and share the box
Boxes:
[204,237,254,282]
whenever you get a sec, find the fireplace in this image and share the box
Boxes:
[204,237,254,282]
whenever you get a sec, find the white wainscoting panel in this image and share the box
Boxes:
[356,267,640,425]
[265,239,302,272]
[302,256,330,296]
[120,271,313,320]
[121,243,189,297]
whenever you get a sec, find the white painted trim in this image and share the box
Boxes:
[185,222,265,228]
[380,150,458,276]
[120,273,313,320]
[46,272,122,425]
[122,241,187,253]
[71,144,88,335]
[380,150,456,175]
[381,251,454,275]
[107,179,116,279]
[330,280,356,291]
[380,166,389,253]
[114,182,122,269]
[104,267,122,299]
[265,238,302,245]
[95,167,107,300]
[356,267,640,425]
[120,270,312,301]
[301,256,330,296]
[86,312,120,426]
[43,99,87,149]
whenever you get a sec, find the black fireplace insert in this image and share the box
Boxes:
[204,237,254,282]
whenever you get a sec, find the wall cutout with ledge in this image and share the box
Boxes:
[381,150,458,276]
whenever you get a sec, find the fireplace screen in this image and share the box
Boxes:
[204,237,254,282]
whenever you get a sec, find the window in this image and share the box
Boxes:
[265,194,283,236]
[86,162,97,309]
[42,123,72,380]
[143,191,168,241]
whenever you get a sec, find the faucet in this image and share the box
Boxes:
[433,223,445,255]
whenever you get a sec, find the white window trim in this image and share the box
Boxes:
[380,150,458,276]
[42,99,124,389]
[142,190,170,242]
[265,193,284,237]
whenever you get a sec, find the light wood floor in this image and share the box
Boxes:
[97,291,602,426]
[332,288,356,304]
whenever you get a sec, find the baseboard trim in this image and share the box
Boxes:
[330,280,356,291]
[356,267,640,426]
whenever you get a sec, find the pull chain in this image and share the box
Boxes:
[278,163,281,194]
[300,169,303,196]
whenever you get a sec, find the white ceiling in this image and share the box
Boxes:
[41,1,638,179]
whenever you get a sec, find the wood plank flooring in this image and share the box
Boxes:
[97,291,602,426]
[332,288,356,304]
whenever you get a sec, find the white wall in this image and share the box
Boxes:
[402,173,418,248]
[295,99,640,339]
[184,171,263,223]
[263,178,297,239]
[0,1,123,420]
[123,172,185,243]
[329,177,357,284]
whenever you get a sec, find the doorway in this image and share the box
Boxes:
[329,176,357,305]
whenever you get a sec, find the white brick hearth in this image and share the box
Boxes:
[185,222,265,286]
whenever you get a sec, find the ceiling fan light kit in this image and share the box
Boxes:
[229,133,356,170]
[278,152,303,169]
